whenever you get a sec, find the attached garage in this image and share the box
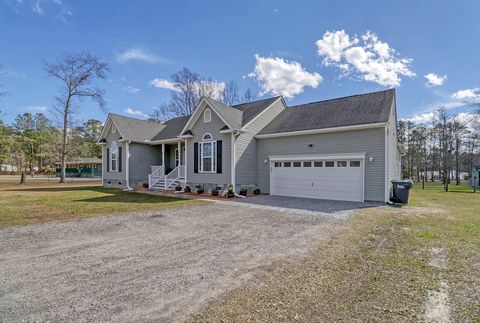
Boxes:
[269,154,365,202]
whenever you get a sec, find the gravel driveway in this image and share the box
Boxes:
[0,201,353,322]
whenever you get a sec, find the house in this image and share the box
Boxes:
[55,158,102,178]
[97,89,401,203]
[470,166,480,188]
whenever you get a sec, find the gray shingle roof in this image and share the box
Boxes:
[204,97,243,129]
[151,115,190,141]
[110,114,164,141]
[232,96,280,125]
[258,89,395,135]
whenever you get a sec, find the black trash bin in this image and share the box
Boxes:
[391,180,413,203]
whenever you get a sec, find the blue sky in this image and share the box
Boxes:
[1,0,479,124]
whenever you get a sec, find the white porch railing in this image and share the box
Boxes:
[148,165,185,190]
[179,165,186,178]
[148,165,164,189]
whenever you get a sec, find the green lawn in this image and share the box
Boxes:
[0,180,199,227]
[190,182,480,322]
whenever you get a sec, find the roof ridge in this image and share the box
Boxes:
[289,88,395,109]
[231,96,280,108]
[110,113,160,123]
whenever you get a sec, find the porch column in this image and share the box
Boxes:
[184,139,187,186]
[162,143,166,189]
[177,141,181,167]
[161,143,165,174]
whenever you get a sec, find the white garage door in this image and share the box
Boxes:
[270,158,364,202]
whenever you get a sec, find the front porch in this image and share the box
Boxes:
[148,142,186,190]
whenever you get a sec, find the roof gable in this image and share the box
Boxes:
[99,114,164,142]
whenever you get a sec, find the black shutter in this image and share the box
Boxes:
[194,143,199,173]
[216,140,222,174]
[118,147,122,172]
[106,148,110,172]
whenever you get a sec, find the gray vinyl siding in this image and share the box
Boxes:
[128,143,163,188]
[256,127,386,201]
[102,121,127,188]
[186,105,232,187]
[387,101,401,198]
[235,99,285,190]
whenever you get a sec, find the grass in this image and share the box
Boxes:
[189,182,480,322]
[0,178,199,227]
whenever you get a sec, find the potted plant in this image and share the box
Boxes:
[253,188,261,195]
[196,184,204,195]
[211,187,219,196]
[184,186,191,193]
[226,185,234,198]
[175,185,182,191]
[239,187,248,196]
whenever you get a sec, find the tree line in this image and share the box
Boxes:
[0,55,257,184]
[398,107,480,191]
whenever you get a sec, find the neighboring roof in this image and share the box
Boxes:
[110,114,164,141]
[151,115,190,141]
[232,96,281,126]
[258,89,395,135]
[56,158,102,165]
[204,97,243,129]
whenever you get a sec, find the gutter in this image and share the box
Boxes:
[123,140,133,191]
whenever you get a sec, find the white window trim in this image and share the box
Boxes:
[111,125,117,133]
[199,135,216,173]
[204,108,211,123]
[110,141,118,172]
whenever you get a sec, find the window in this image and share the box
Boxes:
[199,134,216,172]
[350,160,361,167]
[175,149,179,167]
[283,162,291,167]
[111,125,117,134]
[204,108,211,123]
[303,161,312,167]
[314,161,323,167]
[337,161,347,167]
[325,161,335,167]
[274,162,282,167]
[110,141,118,171]
[293,162,301,167]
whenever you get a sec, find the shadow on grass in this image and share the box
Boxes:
[4,186,113,193]
[77,192,186,204]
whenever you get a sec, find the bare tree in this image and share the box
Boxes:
[44,52,109,183]
[221,81,240,106]
[242,88,257,103]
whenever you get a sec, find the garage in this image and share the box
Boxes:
[270,154,365,202]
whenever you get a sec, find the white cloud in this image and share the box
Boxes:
[402,111,438,124]
[124,107,148,118]
[124,85,140,94]
[117,48,167,64]
[26,105,48,112]
[150,78,225,100]
[451,88,480,101]
[425,73,447,87]
[150,78,180,92]
[32,1,43,14]
[316,30,415,87]
[248,54,322,98]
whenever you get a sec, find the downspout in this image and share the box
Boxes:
[124,140,133,191]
